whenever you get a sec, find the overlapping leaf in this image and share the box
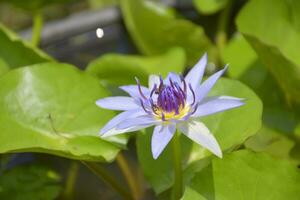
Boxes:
[193,0,228,15]
[0,24,52,69]
[236,0,300,104]
[120,0,214,65]
[222,34,299,160]
[86,47,185,87]
[182,150,300,200]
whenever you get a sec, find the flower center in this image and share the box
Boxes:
[157,85,185,114]
[137,75,197,121]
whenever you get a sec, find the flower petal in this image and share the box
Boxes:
[192,96,244,117]
[101,125,149,138]
[100,109,146,135]
[149,74,160,89]
[184,53,207,90]
[119,85,150,99]
[164,72,182,85]
[178,120,222,158]
[151,124,176,159]
[116,115,158,129]
[195,66,228,102]
[96,96,139,110]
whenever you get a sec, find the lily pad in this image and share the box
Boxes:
[0,23,52,69]
[182,150,300,200]
[245,126,295,159]
[0,63,127,162]
[236,0,300,104]
[120,0,214,65]
[86,47,186,86]
[193,0,228,15]
[0,164,62,200]
[222,34,298,160]
[0,58,9,77]
[137,78,262,194]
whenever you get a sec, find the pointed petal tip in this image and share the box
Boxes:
[210,143,223,158]
[200,52,208,64]
[216,154,223,159]
[223,65,229,72]
[152,153,159,160]
[99,129,107,137]
[95,99,104,107]
[209,141,223,158]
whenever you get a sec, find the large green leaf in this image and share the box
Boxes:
[137,78,262,194]
[245,126,295,159]
[236,0,300,104]
[221,34,261,79]
[0,63,127,161]
[193,0,228,15]
[182,150,300,200]
[221,34,283,107]
[0,164,62,200]
[222,34,298,160]
[0,58,9,77]
[86,47,186,86]
[120,0,214,65]
[0,24,52,68]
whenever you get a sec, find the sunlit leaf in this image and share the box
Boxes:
[245,126,295,159]
[86,47,186,86]
[0,58,9,77]
[0,63,127,161]
[182,150,300,200]
[0,23,52,68]
[222,34,298,160]
[193,0,228,15]
[120,0,214,65]
[236,0,300,104]
[137,78,262,194]
[221,34,283,106]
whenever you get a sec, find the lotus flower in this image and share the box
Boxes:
[96,53,244,159]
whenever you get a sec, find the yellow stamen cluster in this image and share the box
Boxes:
[154,105,191,121]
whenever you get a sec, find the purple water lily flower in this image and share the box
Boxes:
[96,53,244,159]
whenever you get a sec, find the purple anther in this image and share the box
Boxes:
[180,75,187,94]
[157,85,185,114]
[150,84,157,97]
[169,78,175,89]
[150,99,158,114]
[190,103,199,115]
[158,75,164,92]
[135,77,147,100]
[139,98,151,114]
[188,83,196,106]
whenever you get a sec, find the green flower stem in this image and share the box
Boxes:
[116,153,142,200]
[31,11,43,47]
[216,0,234,52]
[82,161,133,200]
[63,161,79,200]
[172,130,183,200]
